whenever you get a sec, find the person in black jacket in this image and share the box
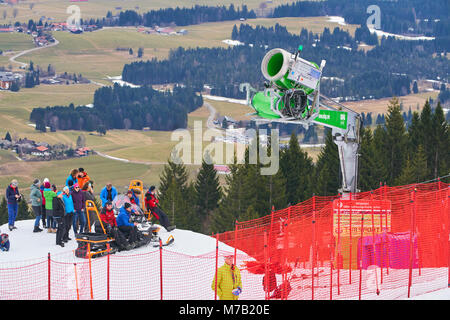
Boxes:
[52,192,66,247]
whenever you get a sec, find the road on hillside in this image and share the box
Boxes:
[9,38,60,68]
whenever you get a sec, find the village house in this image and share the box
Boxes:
[214,165,231,175]
[0,72,16,90]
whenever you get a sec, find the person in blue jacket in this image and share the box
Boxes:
[126,189,140,207]
[65,169,78,188]
[0,233,10,252]
[62,186,74,243]
[117,202,138,244]
[100,183,117,207]
[6,179,21,231]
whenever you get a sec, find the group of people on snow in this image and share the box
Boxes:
[3,168,175,250]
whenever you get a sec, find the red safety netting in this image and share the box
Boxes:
[0,181,448,300]
[218,181,450,300]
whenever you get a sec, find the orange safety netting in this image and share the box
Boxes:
[0,181,448,300]
[218,181,450,300]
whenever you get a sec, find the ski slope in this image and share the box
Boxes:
[0,219,235,264]
[0,220,447,300]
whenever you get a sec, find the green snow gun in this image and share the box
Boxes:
[240,46,349,130]
[240,46,362,194]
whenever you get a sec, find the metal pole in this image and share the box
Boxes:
[358,214,364,300]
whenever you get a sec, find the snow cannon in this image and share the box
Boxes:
[248,46,324,121]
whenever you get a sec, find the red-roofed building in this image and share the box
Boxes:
[214,165,231,175]
[35,146,49,152]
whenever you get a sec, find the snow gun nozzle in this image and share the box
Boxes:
[294,45,303,60]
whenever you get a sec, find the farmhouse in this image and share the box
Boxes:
[0,72,18,90]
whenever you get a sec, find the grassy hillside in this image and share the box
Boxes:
[0,0,296,23]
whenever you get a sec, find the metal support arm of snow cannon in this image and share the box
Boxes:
[240,46,361,194]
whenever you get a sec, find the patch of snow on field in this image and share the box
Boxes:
[368,27,435,41]
[327,16,347,26]
[222,39,244,46]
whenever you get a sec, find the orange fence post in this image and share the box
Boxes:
[264,231,269,300]
[88,243,93,300]
[107,243,110,300]
[214,234,218,300]
[234,221,238,266]
[74,263,80,300]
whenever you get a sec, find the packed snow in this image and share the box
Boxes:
[0,220,235,265]
[106,75,141,88]
[222,39,245,46]
[0,220,448,300]
[368,27,435,41]
[203,94,248,105]
[327,16,347,26]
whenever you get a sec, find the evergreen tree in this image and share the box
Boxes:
[159,155,189,198]
[412,81,418,94]
[0,197,7,226]
[313,129,340,195]
[4,131,12,142]
[430,102,449,178]
[407,112,421,158]
[419,100,434,173]
[194,153,222,233]
[279,131,313,204]
[358,127,384,191]
[239,205,259,222]
[10,81,20,92]
[137,47,144,58]
[395,145,429,185]
[210,159,246,233]
[17,199,32,221]
[383,97,407,184]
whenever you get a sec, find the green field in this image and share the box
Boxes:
[0,0,297,23]
[1,16,360,83]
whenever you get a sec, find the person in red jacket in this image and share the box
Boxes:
[100,201,117,228]
[144,186,175,232]
[99,201,131,251]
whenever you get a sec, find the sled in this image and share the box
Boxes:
[152,235,175,247]
[75,232,115,259]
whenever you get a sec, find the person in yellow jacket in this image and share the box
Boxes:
[211,255,242,300]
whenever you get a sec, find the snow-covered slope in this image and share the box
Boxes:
[0,219,235,264]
